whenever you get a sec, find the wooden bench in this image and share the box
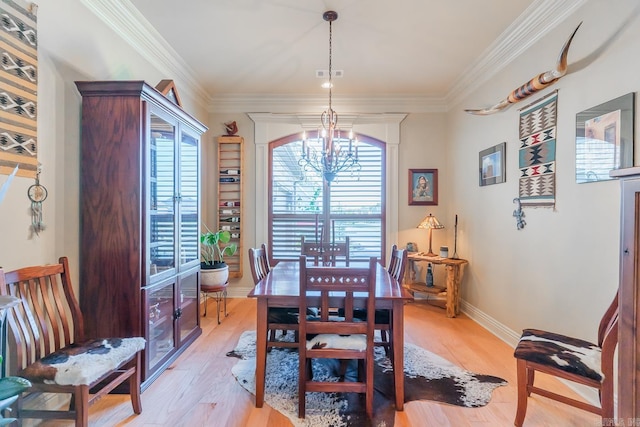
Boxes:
[0,257,144,426]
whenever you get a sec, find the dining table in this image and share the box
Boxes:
[248,259,414,410]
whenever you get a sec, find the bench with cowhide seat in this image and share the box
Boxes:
[0,257,145,427]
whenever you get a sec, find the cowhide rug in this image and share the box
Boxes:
[227,331,507,427]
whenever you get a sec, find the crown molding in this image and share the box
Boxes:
[446,0,588,109]
[85,0,587,114]
[213,94,446,114]
[81,0,211,109]
[247,112,408,128]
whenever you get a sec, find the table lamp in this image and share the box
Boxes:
[417,213,445,257]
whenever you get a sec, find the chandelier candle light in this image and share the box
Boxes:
[298,10,361,184]
[417,213,445,257]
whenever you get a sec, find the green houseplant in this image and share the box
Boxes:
[200,225,237,287]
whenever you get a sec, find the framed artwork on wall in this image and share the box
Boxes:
[479,142,506,186]
[408,169,438,205]
[575,92,635,183]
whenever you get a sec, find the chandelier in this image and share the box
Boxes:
[298,10,361,185]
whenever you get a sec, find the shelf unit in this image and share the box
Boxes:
[217,135,244,278]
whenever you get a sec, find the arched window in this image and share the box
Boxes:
[269,133,386,262]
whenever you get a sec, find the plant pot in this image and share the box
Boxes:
[200,262,229,288]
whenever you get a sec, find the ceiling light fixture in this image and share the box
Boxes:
[298,10,361,185]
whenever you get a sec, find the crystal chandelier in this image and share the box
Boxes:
[298,10,361,185]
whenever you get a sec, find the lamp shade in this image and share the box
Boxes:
[417,213,444,230]
[417,213,444,257]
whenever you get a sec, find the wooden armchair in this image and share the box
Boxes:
[297,256,377,419]
[513,291,618,426]
[301,236,350,266]
[249,244,298,350]
[0,257,144,426]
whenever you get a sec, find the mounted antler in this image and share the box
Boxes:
[465,22,582,115]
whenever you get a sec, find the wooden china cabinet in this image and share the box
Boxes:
[76,80,207,390]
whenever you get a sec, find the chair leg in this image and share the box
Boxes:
[75,385,89,427]
[514,359,529,427]
[600,376,614,420]
[129,354,142,414]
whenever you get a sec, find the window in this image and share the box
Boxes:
[269,133,386,262]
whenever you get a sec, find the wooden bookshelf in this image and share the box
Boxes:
[217,135,244,278]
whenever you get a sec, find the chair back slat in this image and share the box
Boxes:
[387,244,408,285]
[1,257,84,374]
[249,244,270,285]
[301,236,350,266]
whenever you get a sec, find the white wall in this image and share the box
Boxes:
[448,0,639,344]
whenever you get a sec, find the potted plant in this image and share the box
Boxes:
[200,225,237,287]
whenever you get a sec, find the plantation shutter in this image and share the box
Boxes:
[270,136,385,262]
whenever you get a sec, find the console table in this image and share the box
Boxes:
[406,253,468,317]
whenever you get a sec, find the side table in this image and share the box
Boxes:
[406,253,468,317]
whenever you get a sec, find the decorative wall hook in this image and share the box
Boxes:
[465,22,582,115]
[513,197,526,230]
[27,166,48,236]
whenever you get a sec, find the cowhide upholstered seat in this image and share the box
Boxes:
[1,257,145,427]
[19,337,145,386]
[513,291,618,427]
[514,329,603,381]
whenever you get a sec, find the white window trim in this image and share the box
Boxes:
[248,112,406,262]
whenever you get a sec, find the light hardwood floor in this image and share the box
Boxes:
[42,298,600,426]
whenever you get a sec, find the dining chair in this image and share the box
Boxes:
[301,236,350,266]
[249,244,298,350]
[297,255,377,419]
[338,244,407,357]
[513,291,618,426]
[377,244,408,356]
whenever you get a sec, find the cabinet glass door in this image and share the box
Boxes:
[179,131,199,267]
[178,272,198,343]
[150,113,176,276]
[147,282,176,371]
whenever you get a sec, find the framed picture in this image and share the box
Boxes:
[479,142,506,186]
[408,169,438,205]
[575,92,635,183]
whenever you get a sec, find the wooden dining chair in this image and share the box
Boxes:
[339,244,407,357]
[0,257,144,426]
[301,236,350,266]
[513,291,619,426]
[377,244,408,356]
[249,244,297,350]
[297,255,377,419]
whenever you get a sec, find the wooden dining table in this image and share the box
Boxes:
[247,259,414,410]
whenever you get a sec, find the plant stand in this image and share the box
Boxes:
[201,283,228,324]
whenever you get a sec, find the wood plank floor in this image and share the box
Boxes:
[40,298,600,426]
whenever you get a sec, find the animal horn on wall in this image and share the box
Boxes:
[465,22,582,115]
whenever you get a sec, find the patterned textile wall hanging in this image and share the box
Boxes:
[0,0,38,178]
[518,90,557,208]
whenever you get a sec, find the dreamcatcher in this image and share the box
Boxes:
[27,166,48,237]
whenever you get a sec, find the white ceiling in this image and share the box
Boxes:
[99,0,587,110]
